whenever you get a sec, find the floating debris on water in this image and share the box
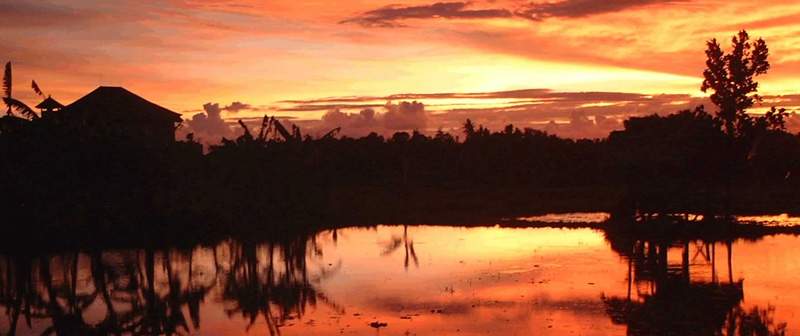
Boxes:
[369,321,388,329]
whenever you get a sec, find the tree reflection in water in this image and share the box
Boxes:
[220,235,343,335]
[603,231,787,336]
[380,225,418,270]
[0,232,341,336]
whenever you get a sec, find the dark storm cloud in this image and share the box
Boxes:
[340,2,512,28]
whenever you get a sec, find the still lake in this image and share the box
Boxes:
[1,216,798,335]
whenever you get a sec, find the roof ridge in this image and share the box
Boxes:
[62,86,182,122]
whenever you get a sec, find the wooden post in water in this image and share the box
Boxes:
[711,242,717,283]
[682,242,690,283]
[627,255,632,301]
[726,240,733,283]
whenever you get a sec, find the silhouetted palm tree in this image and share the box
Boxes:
[2,62,38,119]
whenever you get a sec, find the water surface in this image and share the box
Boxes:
[1,225,797,335]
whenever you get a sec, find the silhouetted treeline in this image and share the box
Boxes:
[197,106,800,221]
[3,105,800,242]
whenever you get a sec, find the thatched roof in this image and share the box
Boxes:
[35,96,64,110]
[62,86,182,123]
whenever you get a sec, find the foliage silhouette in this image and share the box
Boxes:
[2,62,38,119]
[702,30,780,138]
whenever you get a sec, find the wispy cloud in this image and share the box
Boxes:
[516,0,687,21]
[342,0,687,28]
[340,2,512,28]
[222,101,253,113]
[282,89,658,107]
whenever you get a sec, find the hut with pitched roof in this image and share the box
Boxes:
[36,95,64,120]
[58,86,182,146]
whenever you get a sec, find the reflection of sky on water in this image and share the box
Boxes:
[518,212,800,228]
[737,213,800,227]
[0,225,797,335]
[515,212,611,224]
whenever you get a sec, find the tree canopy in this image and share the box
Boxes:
[701,30,785,138]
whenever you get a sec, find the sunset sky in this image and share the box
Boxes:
[4,0,800,140]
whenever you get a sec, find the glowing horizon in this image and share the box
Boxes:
[4,0,800,140]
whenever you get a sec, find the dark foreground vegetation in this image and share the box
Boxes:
[1,31,799,250]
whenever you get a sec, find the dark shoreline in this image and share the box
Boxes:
[4,192,800,256]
